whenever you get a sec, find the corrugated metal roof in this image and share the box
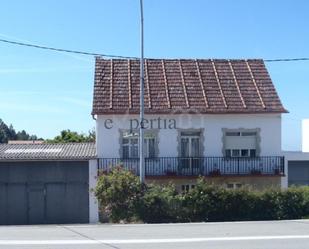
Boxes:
[0,143,96,161]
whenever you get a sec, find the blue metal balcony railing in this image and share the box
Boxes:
[97,156,285,177]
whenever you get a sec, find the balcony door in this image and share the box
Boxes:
[180,131,201,174]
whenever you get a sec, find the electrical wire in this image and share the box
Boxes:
[0,38,138,59]
[0,38,308,62]
[264,58,309,62]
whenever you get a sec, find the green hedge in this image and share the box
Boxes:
[95,168,309,223]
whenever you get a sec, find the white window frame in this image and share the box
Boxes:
[120,130,158,158]
[180,131,201,157]
[122,131,139,158]
[223,128,260,158]
[225,148,257,158]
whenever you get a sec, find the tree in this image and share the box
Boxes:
[46,129,95,143]
[0,118,40,143]
[0,119,11,143]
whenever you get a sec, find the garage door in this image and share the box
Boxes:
[288,161,309,186]
[0,161,89,225]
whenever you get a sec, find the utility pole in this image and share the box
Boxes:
[139,0,145,183]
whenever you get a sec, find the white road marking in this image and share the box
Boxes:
[0,235,309,245]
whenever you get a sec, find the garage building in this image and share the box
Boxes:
[288,160,309,186]
[0,143,98,225]
[283,152,309,187]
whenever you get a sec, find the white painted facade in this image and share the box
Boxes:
[96,113,283,158]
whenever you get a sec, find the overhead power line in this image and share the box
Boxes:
[0,38,308,62]
[264,58,309,62]
[0,38,138,59]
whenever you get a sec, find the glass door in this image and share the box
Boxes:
[180,132,201,175]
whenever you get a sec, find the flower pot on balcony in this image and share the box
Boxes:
[209,169,221,177]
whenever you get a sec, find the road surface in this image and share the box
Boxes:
[0,220,309,248]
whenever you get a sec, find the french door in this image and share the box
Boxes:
[180,132,201,174]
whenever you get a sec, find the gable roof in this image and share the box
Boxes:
[92,58,287,115]
[0,143,96,161]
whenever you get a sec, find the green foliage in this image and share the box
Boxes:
[0,119,39,143]
[182,179,257,222]
[46,129,95,143]
[95,170,309,223]
[137,184,181,223]
[302,187,309,216]
[0,118,94,144]
[94,167,143,222]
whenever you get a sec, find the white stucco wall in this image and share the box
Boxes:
[88,159,99,223]
[96,113,282,158]
[302,119,309,152]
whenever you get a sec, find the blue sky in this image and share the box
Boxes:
[0,0,308,150]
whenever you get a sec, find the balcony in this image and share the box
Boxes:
[97,156,285,177]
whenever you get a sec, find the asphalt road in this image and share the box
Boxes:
[0,220,309,249]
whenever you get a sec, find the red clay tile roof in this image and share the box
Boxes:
[92,58,287,115]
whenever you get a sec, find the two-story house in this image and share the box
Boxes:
[92,58,287,190]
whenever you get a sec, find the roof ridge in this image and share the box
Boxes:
[96,57,265,61]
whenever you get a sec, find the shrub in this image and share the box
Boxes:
[302,186,309,217]
[253,189,281,220]
[95,171,309,223]
[137,184,181,223]
[219,188,257,221]
[182,179,225,222]
[183,179,257,222]
[278,187,305,219]
[94,166,143,222]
